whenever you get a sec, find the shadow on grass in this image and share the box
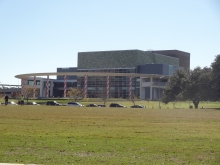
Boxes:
[202,108,220,110]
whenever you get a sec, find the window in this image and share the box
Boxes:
[28,80,34,86]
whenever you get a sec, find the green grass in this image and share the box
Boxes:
[1,97,220,109]
[0,105,220,164]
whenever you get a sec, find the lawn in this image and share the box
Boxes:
[1,97,220,109]
[0,105,220,164]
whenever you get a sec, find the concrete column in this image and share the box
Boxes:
[64,75,67,97]
[24,77,28,98]
[106,76,110,98]
[50,80,53,97]
[139,77,145,100]
[33,76,36,98]
[129,76,132,99]
[150,77,153,100]
[21,78,24,95]
[84,75,88,98]
[46,75,49,98]
[40,79,44,98]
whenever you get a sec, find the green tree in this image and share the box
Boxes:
[161,69,188,104]
[184,67,212,108]
[211,54,220,100]
[162,67,212,109]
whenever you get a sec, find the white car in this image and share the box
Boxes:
[27,102,40,106]
[67,102,83,107]
[7,101,18,105]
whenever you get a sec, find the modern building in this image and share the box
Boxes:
[0,84,21,97]
[15,49,190,100]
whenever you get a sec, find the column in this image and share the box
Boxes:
[46,75,49,98]
[139,77,145,100]
[150,77,153,100]
[106,76,110,98]
[129,76,132,99]
[21,78,24,95]
[24,77,28,98]
[84,75,88,98]
[33,76,36,98]
[64,75,67,97]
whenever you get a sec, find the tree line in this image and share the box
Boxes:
[161,55,220,108]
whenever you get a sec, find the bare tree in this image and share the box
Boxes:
[98,89,108,105]
[146,98,150,109]
[67,87,84,101]
[25,87,39,103]
[11,92,20,99]
[129,93,138,106]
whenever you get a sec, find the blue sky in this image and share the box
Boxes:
[1,0,220,85]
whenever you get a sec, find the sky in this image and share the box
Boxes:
[1,0,220,85]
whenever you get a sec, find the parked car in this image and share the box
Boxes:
[66,102,83,107]
[46,101,62,106]
[26,102,40,106]
[86,104,99,107]
[7,101,18,105]
[130,105,146,108]
[97,104,107,107]
[109,103,126,108]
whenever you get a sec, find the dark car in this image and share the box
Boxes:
[46,101,62,106]
[109,103,126,108]
[130,105,146,108]
[86,104,99,107]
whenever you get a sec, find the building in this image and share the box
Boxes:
[15,49,190,100]
[0,84,21,98]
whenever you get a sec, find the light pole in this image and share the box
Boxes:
[159,76,164,109]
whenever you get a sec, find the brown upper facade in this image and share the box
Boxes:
[152,50,190,70]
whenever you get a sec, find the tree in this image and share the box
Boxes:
[25,87,39,103]
[162,67,212,109]
[129,93,138,106]
[211,54,220,100]
[161,69,188,104]
[11,92,20,99]
[184,67,212,108]
[98,89,108,105]
[175,92,184,108]
[67,88,84,101]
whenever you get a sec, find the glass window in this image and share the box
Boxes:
[28,80,34,86]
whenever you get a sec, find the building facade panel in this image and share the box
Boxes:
[152,50,190,70]
[78,50,138,69]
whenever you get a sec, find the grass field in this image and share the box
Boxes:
[0,104,220,164]
[1,97,220,109]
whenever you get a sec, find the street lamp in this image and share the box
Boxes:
[159,76,164,109]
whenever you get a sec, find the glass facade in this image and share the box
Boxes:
[77,68,140,98]
[28,80,40,86]
[57,67,77,80]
